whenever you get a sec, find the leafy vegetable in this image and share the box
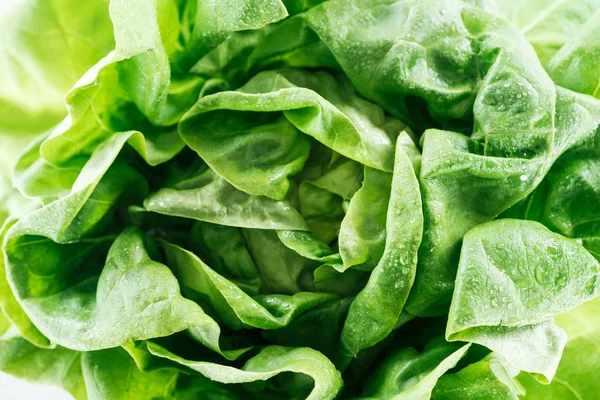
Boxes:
[493,0,600,68]
[338,139,423,367]
[447,219,600,382]
[2,0,600,399]
[432,353,524,400]
[517,297,600,399]
[360,337,471,399]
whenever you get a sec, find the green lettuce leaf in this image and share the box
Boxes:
[547,9,600,98]
[179,70,404,200]
[36,0,287,172]
[494,0,600,67]
[0,331,86,400]
[447,219,600,381]
[0,0,114,137]
[3,0,600,397]
[144,164,308,230]
[517,297,600,399]
[432,353,524,400]
[360,337,470,400]
[146,342,344,400]
[82,347,179,400]
[338,139,423,367]
[163,241,336,330]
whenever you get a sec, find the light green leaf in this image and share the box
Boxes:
[0,335,86,400]
[495,0,600,67]
[2,134,220,351]
[0,218,49,347]
[144,165,307,230]
[447,219,600,381]
[362,337,470,400]
[339,142,423,366]
[179,69,402,200]
[39,0,287,169]
[339,167,392,271]
[432,353,524,400]
[0,0,114,137]
[163,241,337,330]
[518,297,600,399]
[147,343,344,400]
[243,229,317,294]
[547,9,600,98]
[5,227,214,350]
[82,347,178,400]
[408,87,600,316]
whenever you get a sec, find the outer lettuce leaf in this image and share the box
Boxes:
[0,188,37,229]
[432,353,524,400]
[0,0,114,214]
[498,149,600,395]
[12,131,87,205]
[546,9,600,98]
[2,134,219,351]
[0,219,49,347]
[3,133,144,348]
[261,0,552,131]
[407,88,600,316]
[447,219,600,381]
[0,0,114,137]
[0,308,86,400]
[0,332,86,400]
[82,347,179,400]
[146,342,344,400]
[494,0,600,67]
[5,225,215,351]
[518,297,600,399]
[37,2,193,169]
[36,0,287,173]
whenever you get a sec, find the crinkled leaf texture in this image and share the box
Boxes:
[253,0,600,317]
[447,219,600,382]
[3,0,600,399]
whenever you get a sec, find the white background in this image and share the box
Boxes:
[0,0,71,398]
